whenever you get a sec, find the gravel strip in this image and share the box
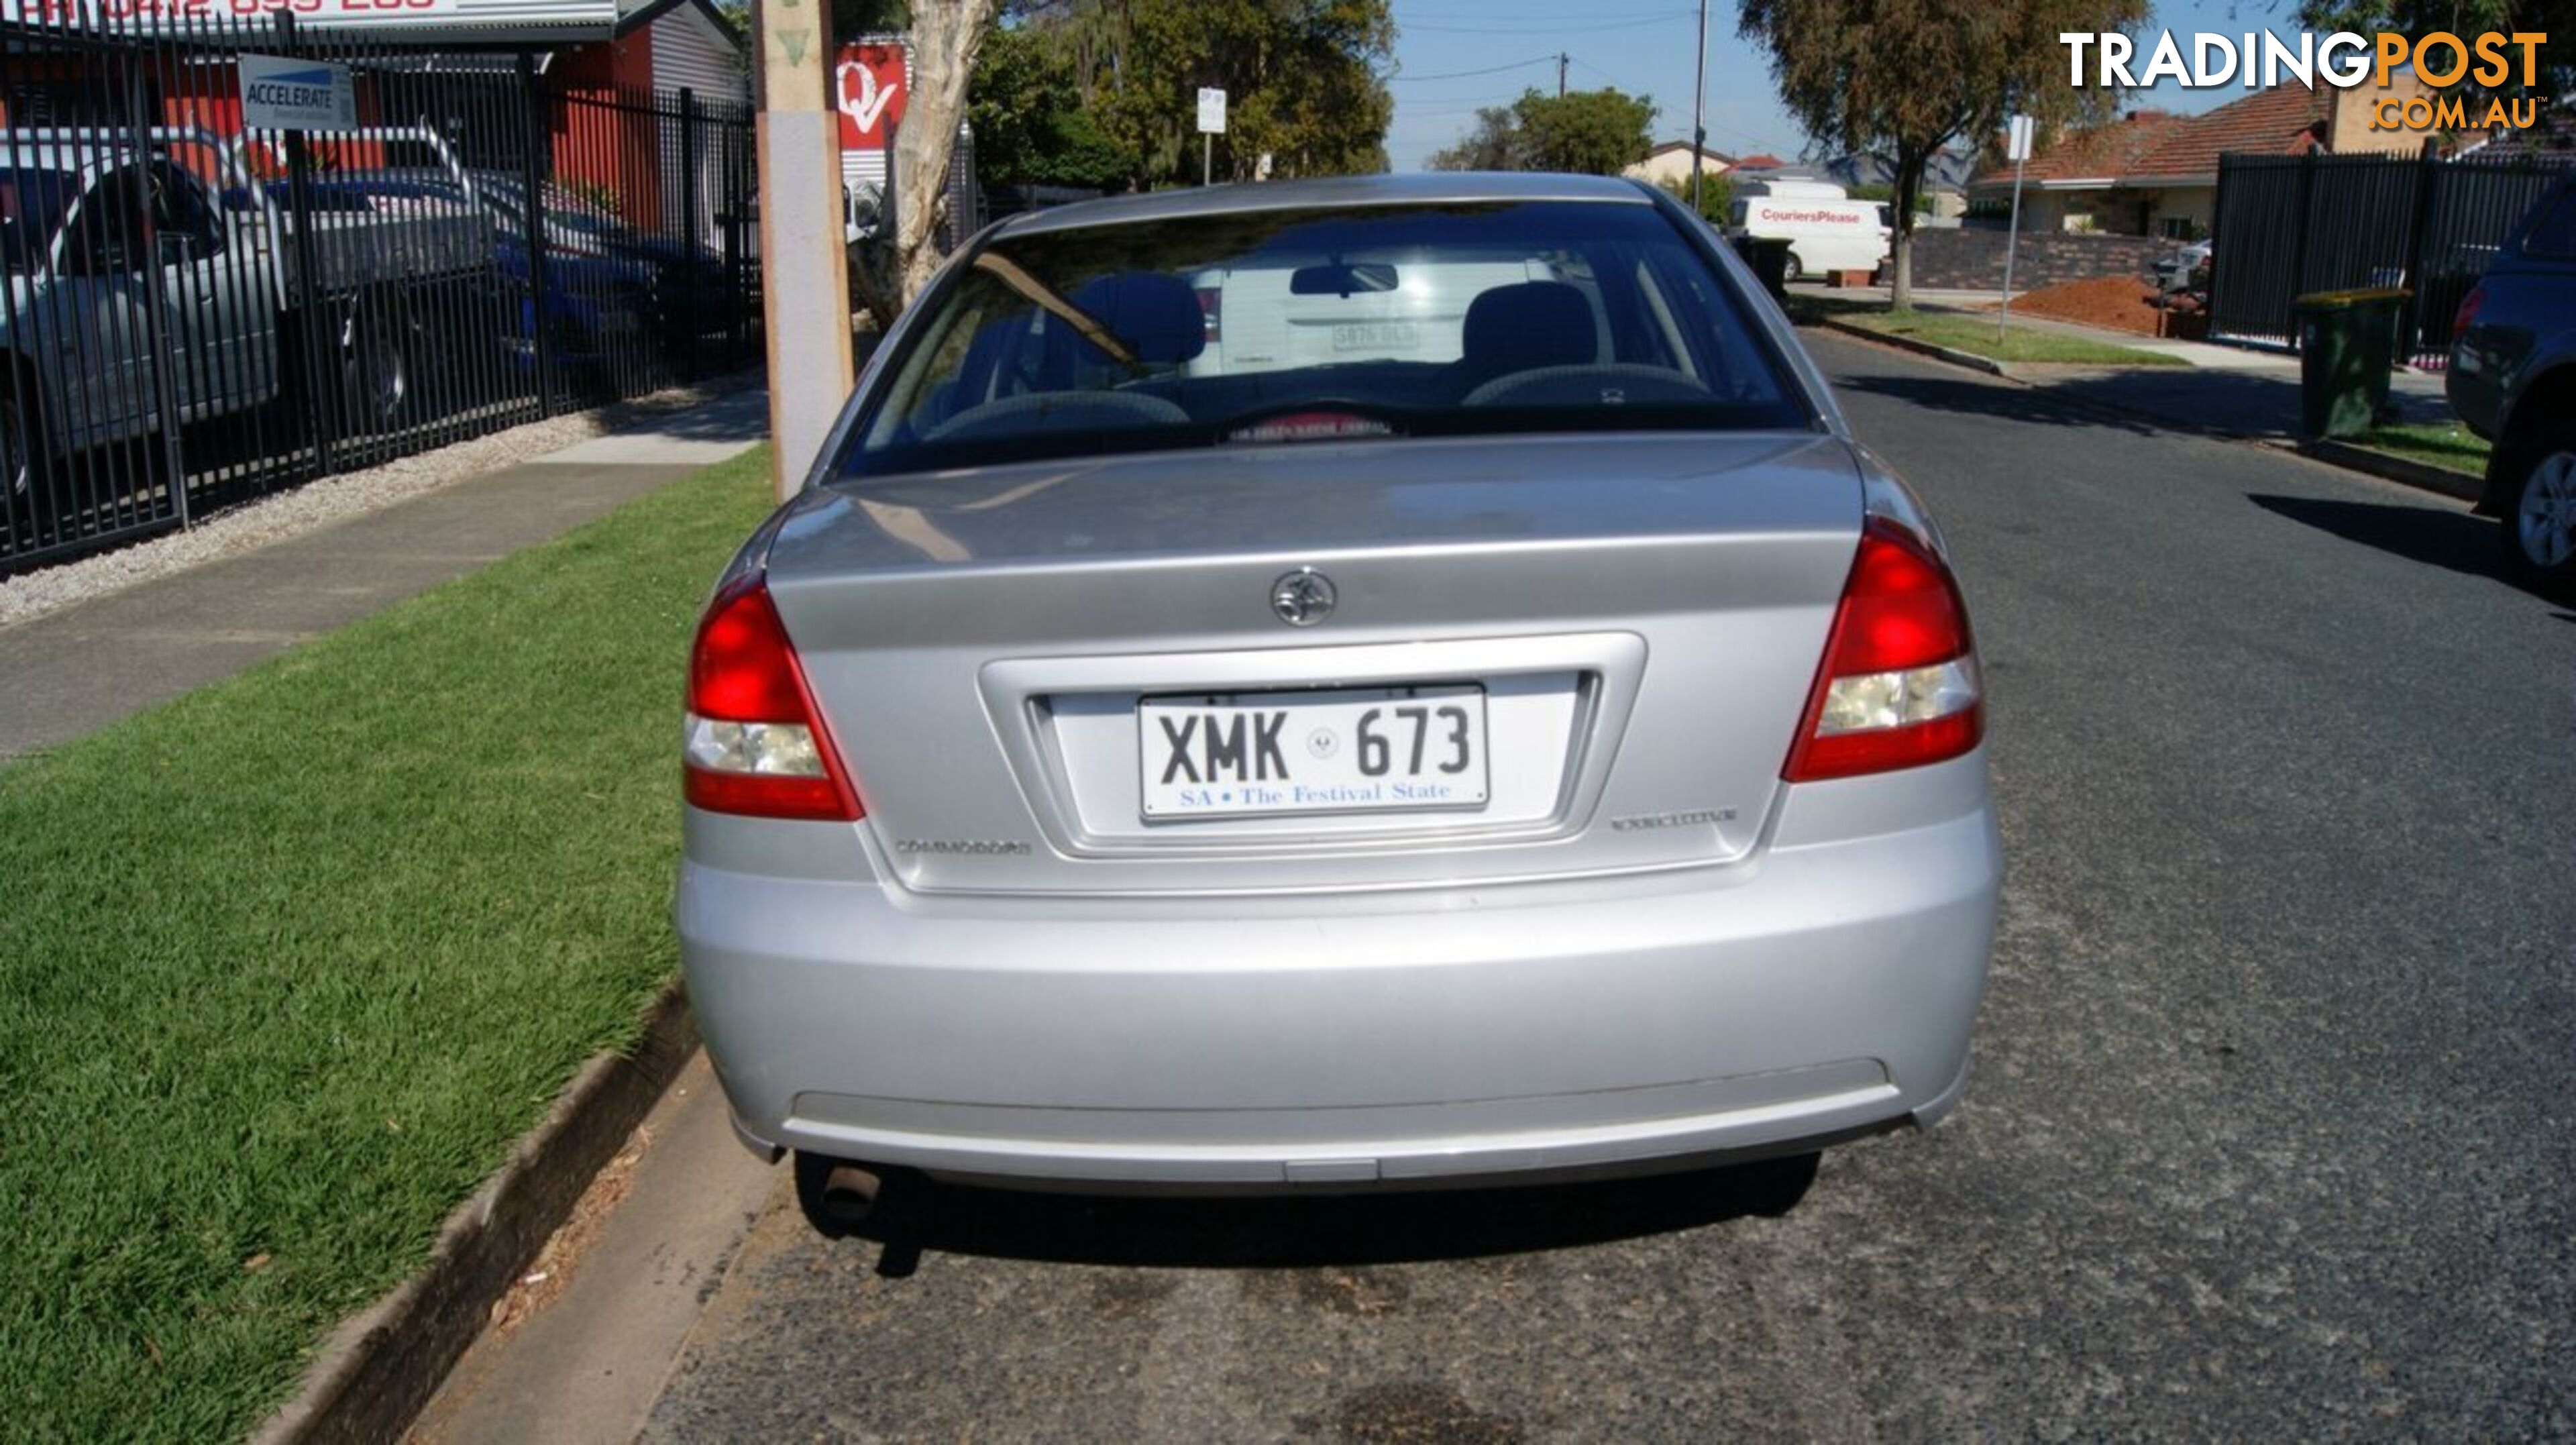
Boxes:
[0,372,762,633]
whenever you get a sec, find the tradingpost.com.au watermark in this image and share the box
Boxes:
[2060,30,2552,132]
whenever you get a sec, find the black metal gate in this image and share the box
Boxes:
[1,9,759,574]
[2209,147,2575,367]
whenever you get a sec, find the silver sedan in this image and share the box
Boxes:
[677,172,2000,1225]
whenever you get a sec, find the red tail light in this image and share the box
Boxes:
[1783,519,1983,782]
[2452,284,2485,340]
[683,575,863,820]
[1195,284,1222,343]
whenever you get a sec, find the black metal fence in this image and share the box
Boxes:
[1,11,759,574]
[2209,147,2575,368]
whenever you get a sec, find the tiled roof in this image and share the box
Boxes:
[1975,109,2186,186]
[1970,87,2330,191]
[1733,152,1787,170]
[2129,84,2328,176]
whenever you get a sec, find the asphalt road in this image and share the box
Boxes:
[633,334,2575,1440]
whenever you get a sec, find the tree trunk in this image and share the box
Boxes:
[1891,142,1923,311]
[849,0,998,323]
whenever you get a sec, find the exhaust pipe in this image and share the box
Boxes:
[792,1152,894,1237]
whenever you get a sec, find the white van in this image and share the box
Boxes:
[1730,180,1890,284]
[1184,257,1558,377]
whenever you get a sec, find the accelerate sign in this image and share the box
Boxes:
[238,52,356,130]
[1,0,620,32]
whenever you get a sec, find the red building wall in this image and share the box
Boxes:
[547,25,661,228]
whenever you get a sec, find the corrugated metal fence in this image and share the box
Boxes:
[2209,147,2575,368]
[1,10,759,574]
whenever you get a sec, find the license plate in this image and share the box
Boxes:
[1331,321,1419,352]
[1139,686,1489,819]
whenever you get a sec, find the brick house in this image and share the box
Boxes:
[1970,74,2436,239]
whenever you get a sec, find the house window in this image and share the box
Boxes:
[2158,217,2198,240]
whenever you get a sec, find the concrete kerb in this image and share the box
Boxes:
[251,982,702,1445]
[1816,318,2010,377]
[1814,319,2487,506]
[2297,437,2485,503]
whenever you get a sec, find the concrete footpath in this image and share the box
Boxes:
[0,389,769,763]
[1832,286,2459,441]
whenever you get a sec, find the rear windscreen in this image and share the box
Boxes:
[845,199,1810,477]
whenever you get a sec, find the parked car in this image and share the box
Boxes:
[676,173,2001,1228]
[289,162,661,379]
[2447,173,2576,594]
[2156,239,2212,295]
[2,126,486,505]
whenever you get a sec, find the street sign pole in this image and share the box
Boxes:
[1197,87,1226,186]
[2000,113,2033,344]
[1690,0,1708,212]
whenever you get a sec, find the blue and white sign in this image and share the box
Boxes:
[239,53,358,133]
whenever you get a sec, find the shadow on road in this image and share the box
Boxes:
[833,1154,1820,1279]
[2246,493,2508,583]
[1831,372,2168,437]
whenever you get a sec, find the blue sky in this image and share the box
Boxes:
[1384,1,2318,170]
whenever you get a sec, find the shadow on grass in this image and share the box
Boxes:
[826,1153,1824,1278]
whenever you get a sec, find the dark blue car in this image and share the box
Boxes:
[2448,174,2576,595]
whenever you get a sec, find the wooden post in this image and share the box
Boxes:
[752,0,854,502]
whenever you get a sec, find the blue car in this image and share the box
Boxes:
[307,170,659,382]
[2448,173,2576,596]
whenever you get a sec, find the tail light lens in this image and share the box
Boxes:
[684,575,863,820]
[1195,284,1222,343]
[2453,284,2485,340]
[1783,519,1983,782]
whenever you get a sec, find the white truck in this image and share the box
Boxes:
[1729,178,1890,284]
[1,125,489,502]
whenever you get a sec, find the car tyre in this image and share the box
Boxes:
[338,289,417,437]
[1780,250,1804,286]
[2500,420,2576,597]
[1,384,60,554]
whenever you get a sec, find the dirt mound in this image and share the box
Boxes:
[1969,274,2214,343]
[2002,275,2193,338]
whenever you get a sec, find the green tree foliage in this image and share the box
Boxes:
[1426,105,1517,170]
[832,0,906,43]
[1736,0,2147,305]
[1515,87,1658,174]
[2296,1,2567,105]
[1847,181,1931,214]
[969,23,1136,188]
[996,0,1395,190]
[1426,88,1658,175]
[1657,170,1734,223]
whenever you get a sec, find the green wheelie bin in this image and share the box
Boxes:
[2291,286,2409,440]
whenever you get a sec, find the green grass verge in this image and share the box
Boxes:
[0,448,775,1440]
[1833,307,2188,366]
[2362,420,2491,475]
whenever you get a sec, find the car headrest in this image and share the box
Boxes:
[1461,280,1595,380]
[1067,271,1208,366]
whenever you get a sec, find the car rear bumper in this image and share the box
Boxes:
[679,773,2000,1191]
